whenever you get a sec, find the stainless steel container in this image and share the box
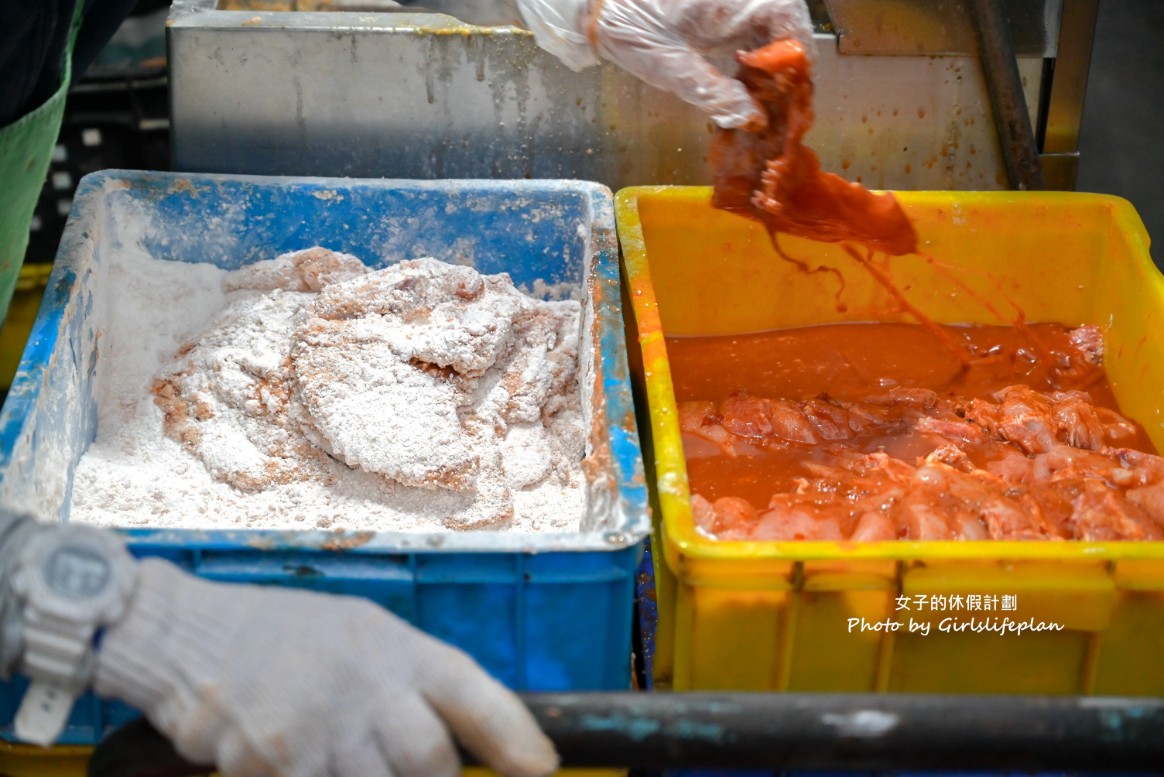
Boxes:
[168,0,1091,190]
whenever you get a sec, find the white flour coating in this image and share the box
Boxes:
[70,248,587,532]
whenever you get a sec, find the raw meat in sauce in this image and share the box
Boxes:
[711,39,918,256]
[673,323,1164,542]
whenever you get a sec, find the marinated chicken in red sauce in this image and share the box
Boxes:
[672,322,1164,542]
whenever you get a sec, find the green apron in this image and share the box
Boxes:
[0,1,84,324]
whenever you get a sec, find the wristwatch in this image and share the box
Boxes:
[9,524,137,746]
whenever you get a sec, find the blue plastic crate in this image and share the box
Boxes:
[0,171,648,745]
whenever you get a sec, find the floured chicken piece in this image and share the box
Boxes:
[686,374,1164,542]
[153,248,583,530]
[225,246,369,292]
[152,290,333,491]
[710,39,918,256]
[307,260,525,378]
[290,333,478,490]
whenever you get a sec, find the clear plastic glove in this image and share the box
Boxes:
[516,0,815,128]
[94,559,559,777]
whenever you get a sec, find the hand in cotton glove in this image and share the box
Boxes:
[93,559,559,777]
[517,0,814,128]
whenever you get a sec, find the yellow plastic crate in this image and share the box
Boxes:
[0,263,52,391]
[616,185,1164,694]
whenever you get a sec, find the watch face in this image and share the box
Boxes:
[14,526,136,625]
[43,546,112,599]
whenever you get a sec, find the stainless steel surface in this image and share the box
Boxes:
[169,6,716,186]
[969,0,1045,189]
[1039,151,1080,191]
[821,0,1062,56]
[169,1,1044,190]
[218,0,517,15]
[1038,0,1099,190]
[811,51,1043,190]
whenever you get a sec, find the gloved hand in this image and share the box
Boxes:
[516,0,815,128]
[92,559,558,777]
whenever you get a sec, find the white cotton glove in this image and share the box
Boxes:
[93,559,559,777]
[516,0,815,128]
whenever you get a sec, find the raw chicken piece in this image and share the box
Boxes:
[710,39,917,256]
[679,401,760,457]
[1070,480,1164,540]
[691,494,761,539]
[752,505,844,541]
[1068,324,1104,365]
[851,511,898,541]
[720,394,821,443]
[966,385,1138,454]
